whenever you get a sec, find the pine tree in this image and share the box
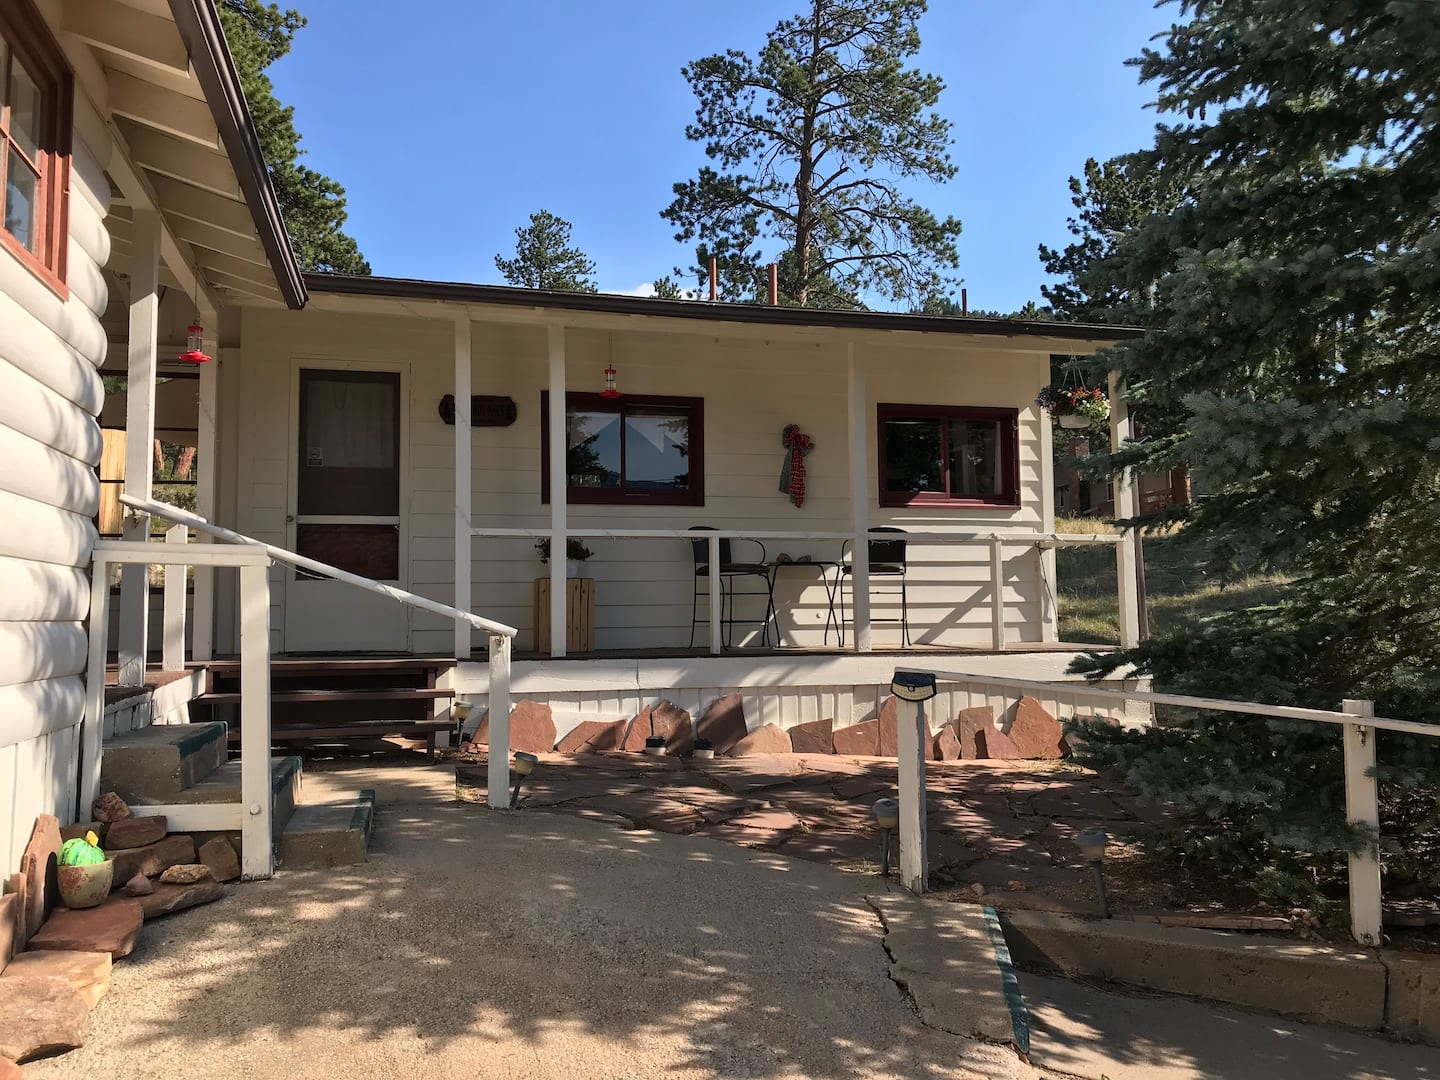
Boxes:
[1065,0,1440,911]
[662,0,960,307]
[218,1,369,274]
[494,211,598,292]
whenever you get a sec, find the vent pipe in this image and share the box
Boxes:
[709,257,718,301]
[767,263,778,305]
[961,288,968,315]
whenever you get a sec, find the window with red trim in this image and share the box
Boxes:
[877,404,1019,508]
[0,1,70,294]
[541,392,704,506]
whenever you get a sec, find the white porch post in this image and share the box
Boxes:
[486,633,512,809]
[846,342,871,652]
[989,537,1007,651]
[190,336,219,661]
[454,315,473,659]
[1109,372,1142,649]
[239,557,273,878]
[896,696,929,893]
[1342,698,1383,946]
[1037,398,1059,642]
[118,209,161,686]
[161,524,187,671]
[81,555,111,817]
[547,325,567,658]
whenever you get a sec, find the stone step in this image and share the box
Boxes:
[100,721,228,801]
[278,789,375,869]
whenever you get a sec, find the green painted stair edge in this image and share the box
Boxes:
[351,788,376,836]
[273,755,303,796]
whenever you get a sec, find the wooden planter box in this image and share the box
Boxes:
[533,577,596,653]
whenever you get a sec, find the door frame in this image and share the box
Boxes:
[283,355,412,652]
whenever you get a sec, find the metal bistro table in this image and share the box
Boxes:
[768,553,843,648]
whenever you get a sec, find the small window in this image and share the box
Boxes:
[0,2,71,293]
[542,393,704,505]
[878,404,1019,508]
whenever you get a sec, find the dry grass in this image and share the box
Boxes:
[1055,517,1289,645]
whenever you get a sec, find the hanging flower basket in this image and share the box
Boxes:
[1037,385,1110,429]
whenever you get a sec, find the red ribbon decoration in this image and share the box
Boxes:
[781,424,814,508]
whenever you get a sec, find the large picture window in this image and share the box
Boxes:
[0,2,71,293]
[542,392,704,506]
[877,403,1019,508]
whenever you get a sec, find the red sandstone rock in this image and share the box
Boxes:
[475,700,557,755]
[933,724,962,761]
[19,814,60,939]
[158,864,212,886]
[555,720,618,753]
[727,723,791,756]
[628,700,693,755]
[3,949,111,1008]
[878,697,899,757]
[103,815,167,851]
[955,706,996,760]
[110,835,195,883]
[1009,696,1068,759]
[695,694,748,754]
[139,880,224,920]
[788,718,834,755]
[832,719,881,756]
[91,792,132,824]
[29,898,143,959]
[976,725,1024,761]
[198,838,240,883]
[0,975,89,1063]
[119,874,154,898]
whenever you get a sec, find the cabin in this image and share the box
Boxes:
[0,0,1145,882]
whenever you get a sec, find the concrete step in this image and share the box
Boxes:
[278,788,376,869]
[100,721,228,801]
[157,756,305,835]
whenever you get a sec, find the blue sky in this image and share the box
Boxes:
[271,1,1172,311]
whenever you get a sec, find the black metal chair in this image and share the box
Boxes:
[838,527,912,647]
[688,527,776,649]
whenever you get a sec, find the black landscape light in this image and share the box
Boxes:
[872,797,900,877]
[510,752,538,808]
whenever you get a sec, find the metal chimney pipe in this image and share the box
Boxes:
[961,288,968,315]
[767,263,779,305]
[709,257,718,301]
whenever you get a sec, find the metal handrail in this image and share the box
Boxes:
[471,526,1122,545]
[121,494,518,638]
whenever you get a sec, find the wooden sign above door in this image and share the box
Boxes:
[439,394,518,427]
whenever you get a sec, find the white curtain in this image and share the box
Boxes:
[305,379,395,469]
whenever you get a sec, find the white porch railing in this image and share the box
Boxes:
[99,497,522,854]
[887,665,1438,947]
[471,525,1125,657]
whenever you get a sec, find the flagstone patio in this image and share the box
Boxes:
[455,751,1168,916]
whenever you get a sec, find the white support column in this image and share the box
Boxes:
[547,325,567,658]
[239,559,273,879]
[1109,372,1142,648]
[989,537,1007,651]
[846,342,871,652]
[1037,401,1059,643]
[161,524,187,671]
[896,696,929,893]
[1342,698,1383,947]
[190,345,219,661]
[454,315,473,659]
[80,556,111,818]
[487,633,512,809]
[118,209,161,685]
[708,534,722,655]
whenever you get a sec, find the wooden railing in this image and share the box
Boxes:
[111,496,522,818]
[888,665,1438,946]
[471,525,1126,656]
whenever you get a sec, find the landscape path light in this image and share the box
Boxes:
[872,797,900,877]
[511,752,539,808]
[1076,827,1111,918]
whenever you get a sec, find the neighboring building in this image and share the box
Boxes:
[0,0,1145,877]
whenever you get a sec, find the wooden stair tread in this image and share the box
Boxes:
[196,688,455,704]
[201,655,455,676]
[255,720,455,739]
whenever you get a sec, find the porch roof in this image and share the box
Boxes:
[305,273,1143,344]
[62,0,305,310]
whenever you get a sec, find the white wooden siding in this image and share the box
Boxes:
[227,306,1074,655]
[0,98,110,871]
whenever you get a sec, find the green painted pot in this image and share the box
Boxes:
[57,858,114,909]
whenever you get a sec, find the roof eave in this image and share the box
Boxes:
[303,273,1142,342]
[167,0,307,310]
